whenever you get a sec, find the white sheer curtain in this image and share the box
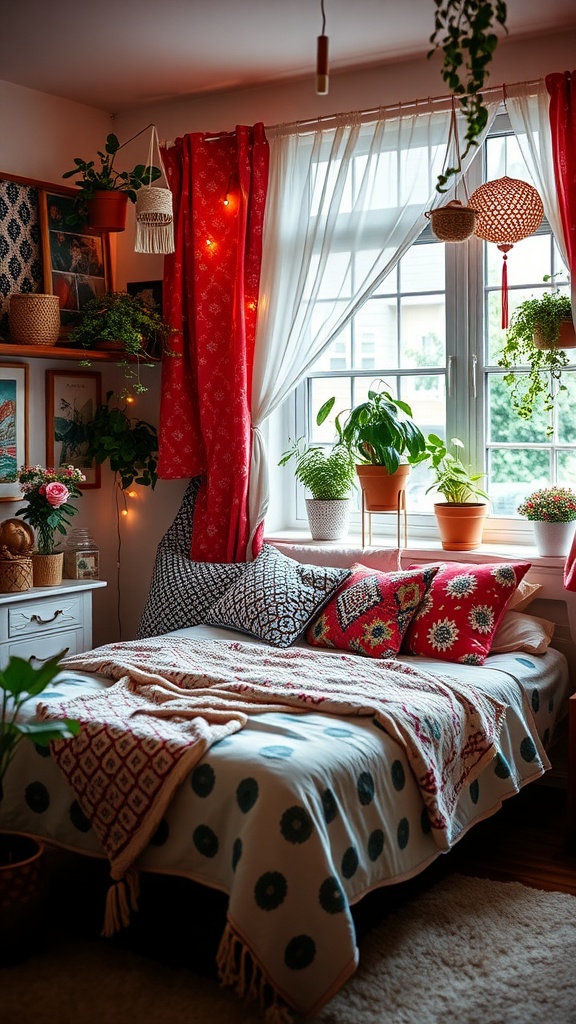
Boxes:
[505,80,569,270]
[248,97,501,549]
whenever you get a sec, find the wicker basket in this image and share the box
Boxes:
[0,557,33,593]
[9,293,60,346]
[425,200,477,242]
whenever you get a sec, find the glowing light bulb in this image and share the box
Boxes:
[121,509,129,517]
[127,490,137,498]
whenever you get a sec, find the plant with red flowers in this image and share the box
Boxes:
[15,465,85,554]
[517,486,576,523]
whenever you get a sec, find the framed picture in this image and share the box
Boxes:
[46,370,102,488]
[127,279,163,315]
[39,188,112,335]
[0,363,29,501]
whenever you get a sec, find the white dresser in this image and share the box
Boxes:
[0,579,107,668]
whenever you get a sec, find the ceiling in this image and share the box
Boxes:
[2,0,576,113]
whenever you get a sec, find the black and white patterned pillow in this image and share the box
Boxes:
[204,543,351,648]
[137,477,248,638]
[137,549,248,639]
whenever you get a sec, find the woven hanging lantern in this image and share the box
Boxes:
[135,126,175,254]
[469,176,544,328]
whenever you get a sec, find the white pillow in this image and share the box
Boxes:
[490,610,555,655]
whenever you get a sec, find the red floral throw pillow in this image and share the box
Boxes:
[305,564,437,659]
[402,561,532,665]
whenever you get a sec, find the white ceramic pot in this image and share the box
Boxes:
[532,519,576,557]
[305,498,351,541]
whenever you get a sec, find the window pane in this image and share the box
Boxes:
[557,449,576,484]
[401,375,445,436]
[557,373,576,443]
[400,295,445,368]
[486,234,551,289]
[400,244,445,292]
[354,298,397,367]
[312,323,352,372]
[487,375,549,443]
[486,134,533,183]
[489,448,550,515]
[309,378,351,442]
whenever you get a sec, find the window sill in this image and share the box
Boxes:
[264,528,568,570]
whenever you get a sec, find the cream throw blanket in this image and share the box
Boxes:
[40,635,506,885]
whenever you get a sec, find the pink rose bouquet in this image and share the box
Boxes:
[16,465,85,554]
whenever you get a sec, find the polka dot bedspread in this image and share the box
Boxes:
[1,629,569,1018]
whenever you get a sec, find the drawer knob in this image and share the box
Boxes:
[30,609,64,626]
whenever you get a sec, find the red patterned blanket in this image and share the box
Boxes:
[40,635,506,887]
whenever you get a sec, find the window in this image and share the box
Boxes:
[278,112,573,542]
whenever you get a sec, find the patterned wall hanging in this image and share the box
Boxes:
[0,179,43,340]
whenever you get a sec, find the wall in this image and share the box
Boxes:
[2,27,575,642]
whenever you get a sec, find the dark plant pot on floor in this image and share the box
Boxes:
[0,831,46,964]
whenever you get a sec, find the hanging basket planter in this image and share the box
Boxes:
[425,200,477,242]
[533,319,576,351]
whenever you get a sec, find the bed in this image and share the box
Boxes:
[1,487,574,1022]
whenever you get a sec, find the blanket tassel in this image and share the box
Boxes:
[101,867,140,938]
[217,922,295,1024]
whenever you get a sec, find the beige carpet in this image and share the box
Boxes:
[2,873,575,1024]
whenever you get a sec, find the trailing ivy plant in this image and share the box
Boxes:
[497,287,573,433]
[85,392,158,490]
[428,0,508,192]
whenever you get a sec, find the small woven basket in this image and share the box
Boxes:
[425,201,477,243]
[0,557,33,593]
[31,552,64,587]
[9,293,60,346]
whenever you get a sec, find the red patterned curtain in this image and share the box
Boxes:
[159,124,269,562]
[546,71,576,326]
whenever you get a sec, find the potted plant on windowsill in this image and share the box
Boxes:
[279,399,356,540]
[336,384,428,514]
[423,435,490,551]
[498,286,575,434]
[62,132,161,232]
[517,485,576,557]
[0,652,79,963]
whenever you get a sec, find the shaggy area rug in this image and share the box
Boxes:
[2,873,575,1024]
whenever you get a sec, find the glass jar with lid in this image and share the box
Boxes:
[63,528,99,580]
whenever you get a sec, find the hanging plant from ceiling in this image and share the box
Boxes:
[428,0,508,192]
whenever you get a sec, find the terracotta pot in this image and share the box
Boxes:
[533,319,576,350]
[434,502,487,551]
[86,190,129,232]
[31,552,64,587]
[356,464,410,512]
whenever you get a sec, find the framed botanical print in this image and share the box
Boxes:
[39,188,112,335]
[0,363,29,501]
[46,370,102,488]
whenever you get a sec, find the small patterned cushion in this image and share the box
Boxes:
[402,561,531,665]
[137,549,248,639]
[204,543,351,647]
[306,564,438,659]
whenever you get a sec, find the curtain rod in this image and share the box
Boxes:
[164,77,543,147]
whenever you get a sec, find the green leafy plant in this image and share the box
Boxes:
[62,132,161,223]
[69,291,176,395]
[0,653,80,799]
[428,0,508,192]
[85,393,158,490]
[424,435,489,503]
[337,384,427,474]
[279,400,356,499]
[498,287,574,432]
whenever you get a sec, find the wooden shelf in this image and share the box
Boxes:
[0,343,152,362]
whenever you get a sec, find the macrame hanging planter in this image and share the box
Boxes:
[469,176,544,328]
[426,99,478,243]
[135,125,175,254]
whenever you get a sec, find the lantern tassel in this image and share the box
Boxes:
[498,243,514,330]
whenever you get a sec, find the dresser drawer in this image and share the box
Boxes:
[8,595,83,640]
[5,629,82,663]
